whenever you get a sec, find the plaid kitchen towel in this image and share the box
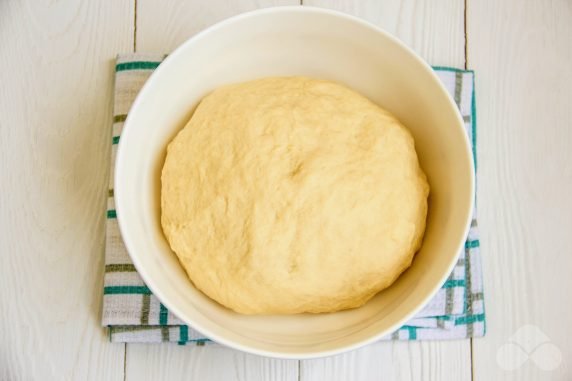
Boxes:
[102,54,485,343]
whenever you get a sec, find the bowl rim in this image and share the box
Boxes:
[115,5,475,359]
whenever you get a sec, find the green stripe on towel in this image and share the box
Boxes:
[404,326,417,339]
[455,313,485,325]
[159,303,168,325]
[104,286,152,295]
[442,279,465,288]
[431,66,475,74]
[115,61,161,72]
[179,325,189,345]
[465,239,480,248]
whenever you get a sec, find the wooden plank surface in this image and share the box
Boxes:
[126,345,298,381]
[301,340,471,381]
[0,0,133,379]
[136,0,299,53]
[468,0,572,379]
[304,0,465,67]
[300,1,472,379]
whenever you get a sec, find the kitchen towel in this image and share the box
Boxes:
[102,53,485,344]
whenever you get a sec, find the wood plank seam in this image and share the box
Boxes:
[134,0,138,52]
[124,345,128,381]
[464,0,468,69]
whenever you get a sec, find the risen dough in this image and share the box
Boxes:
[161,77,429,314]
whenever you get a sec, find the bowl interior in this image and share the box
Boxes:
[115,7,474,358]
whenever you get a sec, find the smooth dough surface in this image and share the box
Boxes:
[161,77,429,314]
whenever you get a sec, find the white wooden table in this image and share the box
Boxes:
[1,0,571,379]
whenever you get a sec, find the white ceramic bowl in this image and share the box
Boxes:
[115,6,474,359]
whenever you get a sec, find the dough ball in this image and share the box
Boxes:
[161,77,429,314]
